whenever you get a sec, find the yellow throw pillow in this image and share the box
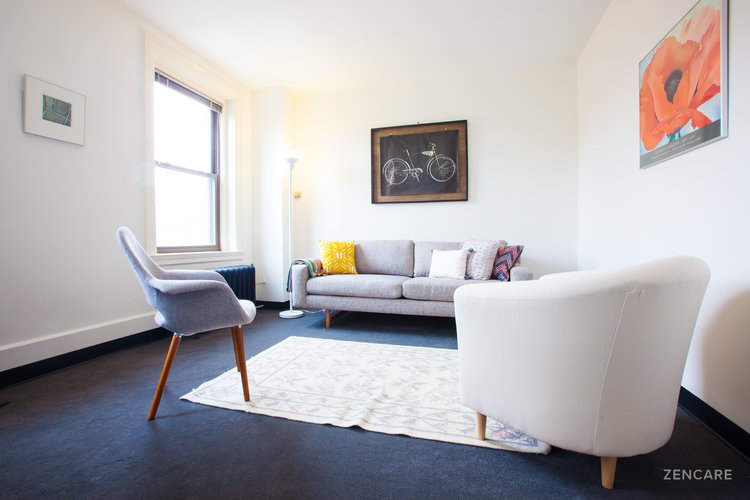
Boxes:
[319,240,357,274]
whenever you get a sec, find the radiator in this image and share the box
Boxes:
[213,265,256,302]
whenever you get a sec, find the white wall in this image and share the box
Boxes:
[0,0,252,370]
[6,0,578,366]
[290,63,580,283]
[578,0,750,432]
[251,86,297,302]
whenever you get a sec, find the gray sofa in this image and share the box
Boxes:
[290,240,532,327]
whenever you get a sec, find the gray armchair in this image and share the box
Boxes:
[117,227,256,419]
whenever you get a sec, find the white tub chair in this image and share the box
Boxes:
[454,256,710,489]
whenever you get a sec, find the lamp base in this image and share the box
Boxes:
[279,309,304,319]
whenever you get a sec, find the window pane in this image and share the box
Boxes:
[154,167,216,248]
[154,82,213,173]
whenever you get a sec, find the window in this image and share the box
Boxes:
[153,71,222,252]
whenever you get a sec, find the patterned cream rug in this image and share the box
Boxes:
[182,336,550,454]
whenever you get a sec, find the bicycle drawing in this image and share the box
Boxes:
[382,142,456,186]
[371,120,467,204]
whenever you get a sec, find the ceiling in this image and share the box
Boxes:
[117,0,612,95]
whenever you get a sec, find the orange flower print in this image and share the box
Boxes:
[640,6,721,151]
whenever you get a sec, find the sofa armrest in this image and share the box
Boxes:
[291,263,310,308]
[510,265,533,281]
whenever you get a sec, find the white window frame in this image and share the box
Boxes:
[153,70,222,253]
[143,34,247,265]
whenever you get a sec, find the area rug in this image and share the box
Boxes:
[182,336,550,454]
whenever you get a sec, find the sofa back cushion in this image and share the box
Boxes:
[355,240,414,276]
[413,241,462,277]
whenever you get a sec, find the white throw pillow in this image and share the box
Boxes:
[461,239,502,280]
[429,249,469,279]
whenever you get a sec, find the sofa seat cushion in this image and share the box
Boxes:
[402,277,485,302]
[307,274,409,299]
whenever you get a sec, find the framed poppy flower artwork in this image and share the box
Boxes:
[639,0,727,169]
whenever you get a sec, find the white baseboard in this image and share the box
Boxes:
[0,313,156,371]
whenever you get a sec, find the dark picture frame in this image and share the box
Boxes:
[638,0,727,169]
[371,120,467,203]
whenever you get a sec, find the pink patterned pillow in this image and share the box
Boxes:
[492,245,524,281]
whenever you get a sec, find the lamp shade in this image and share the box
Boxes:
[284,150,304,166]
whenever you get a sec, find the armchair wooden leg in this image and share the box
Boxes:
[475,412,487,440]
[601,457,617,489]
[148,333,181,420]
[232,326,250,402]
[231,328,241,372]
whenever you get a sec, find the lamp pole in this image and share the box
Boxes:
[280,151,304,319]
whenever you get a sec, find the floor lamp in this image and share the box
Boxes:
[280,150,304,319]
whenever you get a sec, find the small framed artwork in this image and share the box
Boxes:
[23,75,86,145]
[639,0,727,169]
[371,120,467,203]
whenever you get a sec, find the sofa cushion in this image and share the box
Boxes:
[413,241,461,277]
[355,240,414,276]
[402,277,484,302]
[429,249,469,279]
[461,239,503,280]
[492,245,524,281]
[319,240,357,274]
[307,274,408,299]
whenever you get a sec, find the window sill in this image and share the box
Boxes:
[152,250,245,266]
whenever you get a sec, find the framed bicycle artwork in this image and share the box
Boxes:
[371,120,467,203]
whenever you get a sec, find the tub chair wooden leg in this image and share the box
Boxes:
[475,412,487,440]
[601,457,617,489]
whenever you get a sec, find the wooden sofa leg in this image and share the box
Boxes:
[475,412,487,440]
[326,310,347,328]
[601,457,617,489]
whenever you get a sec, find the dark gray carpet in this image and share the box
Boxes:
[0,309,748,499]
